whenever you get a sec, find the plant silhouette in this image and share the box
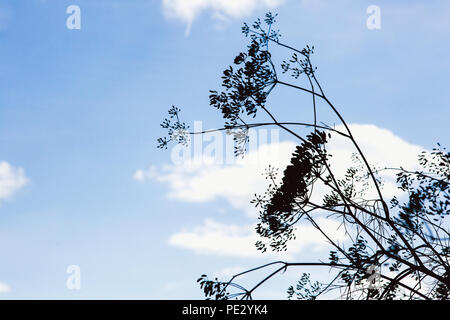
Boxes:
[159,13,449,300]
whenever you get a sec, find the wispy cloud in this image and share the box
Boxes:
[161,0,285,35]
[0,282,11,294]
[0,161,28,204]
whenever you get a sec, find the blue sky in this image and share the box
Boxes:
[0,0,449,299]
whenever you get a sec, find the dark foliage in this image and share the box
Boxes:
[159,13,450,300]
[255,131,329,252]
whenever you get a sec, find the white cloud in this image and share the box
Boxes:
[169,217,346,258]
[162,0,284,34]
[0,282,11,294]
[326,124,423,200]
[134,165,158,182]
[137,141,294,216]
[0,161,28,204]
[138,124,424,257]
[136,124,423,216]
